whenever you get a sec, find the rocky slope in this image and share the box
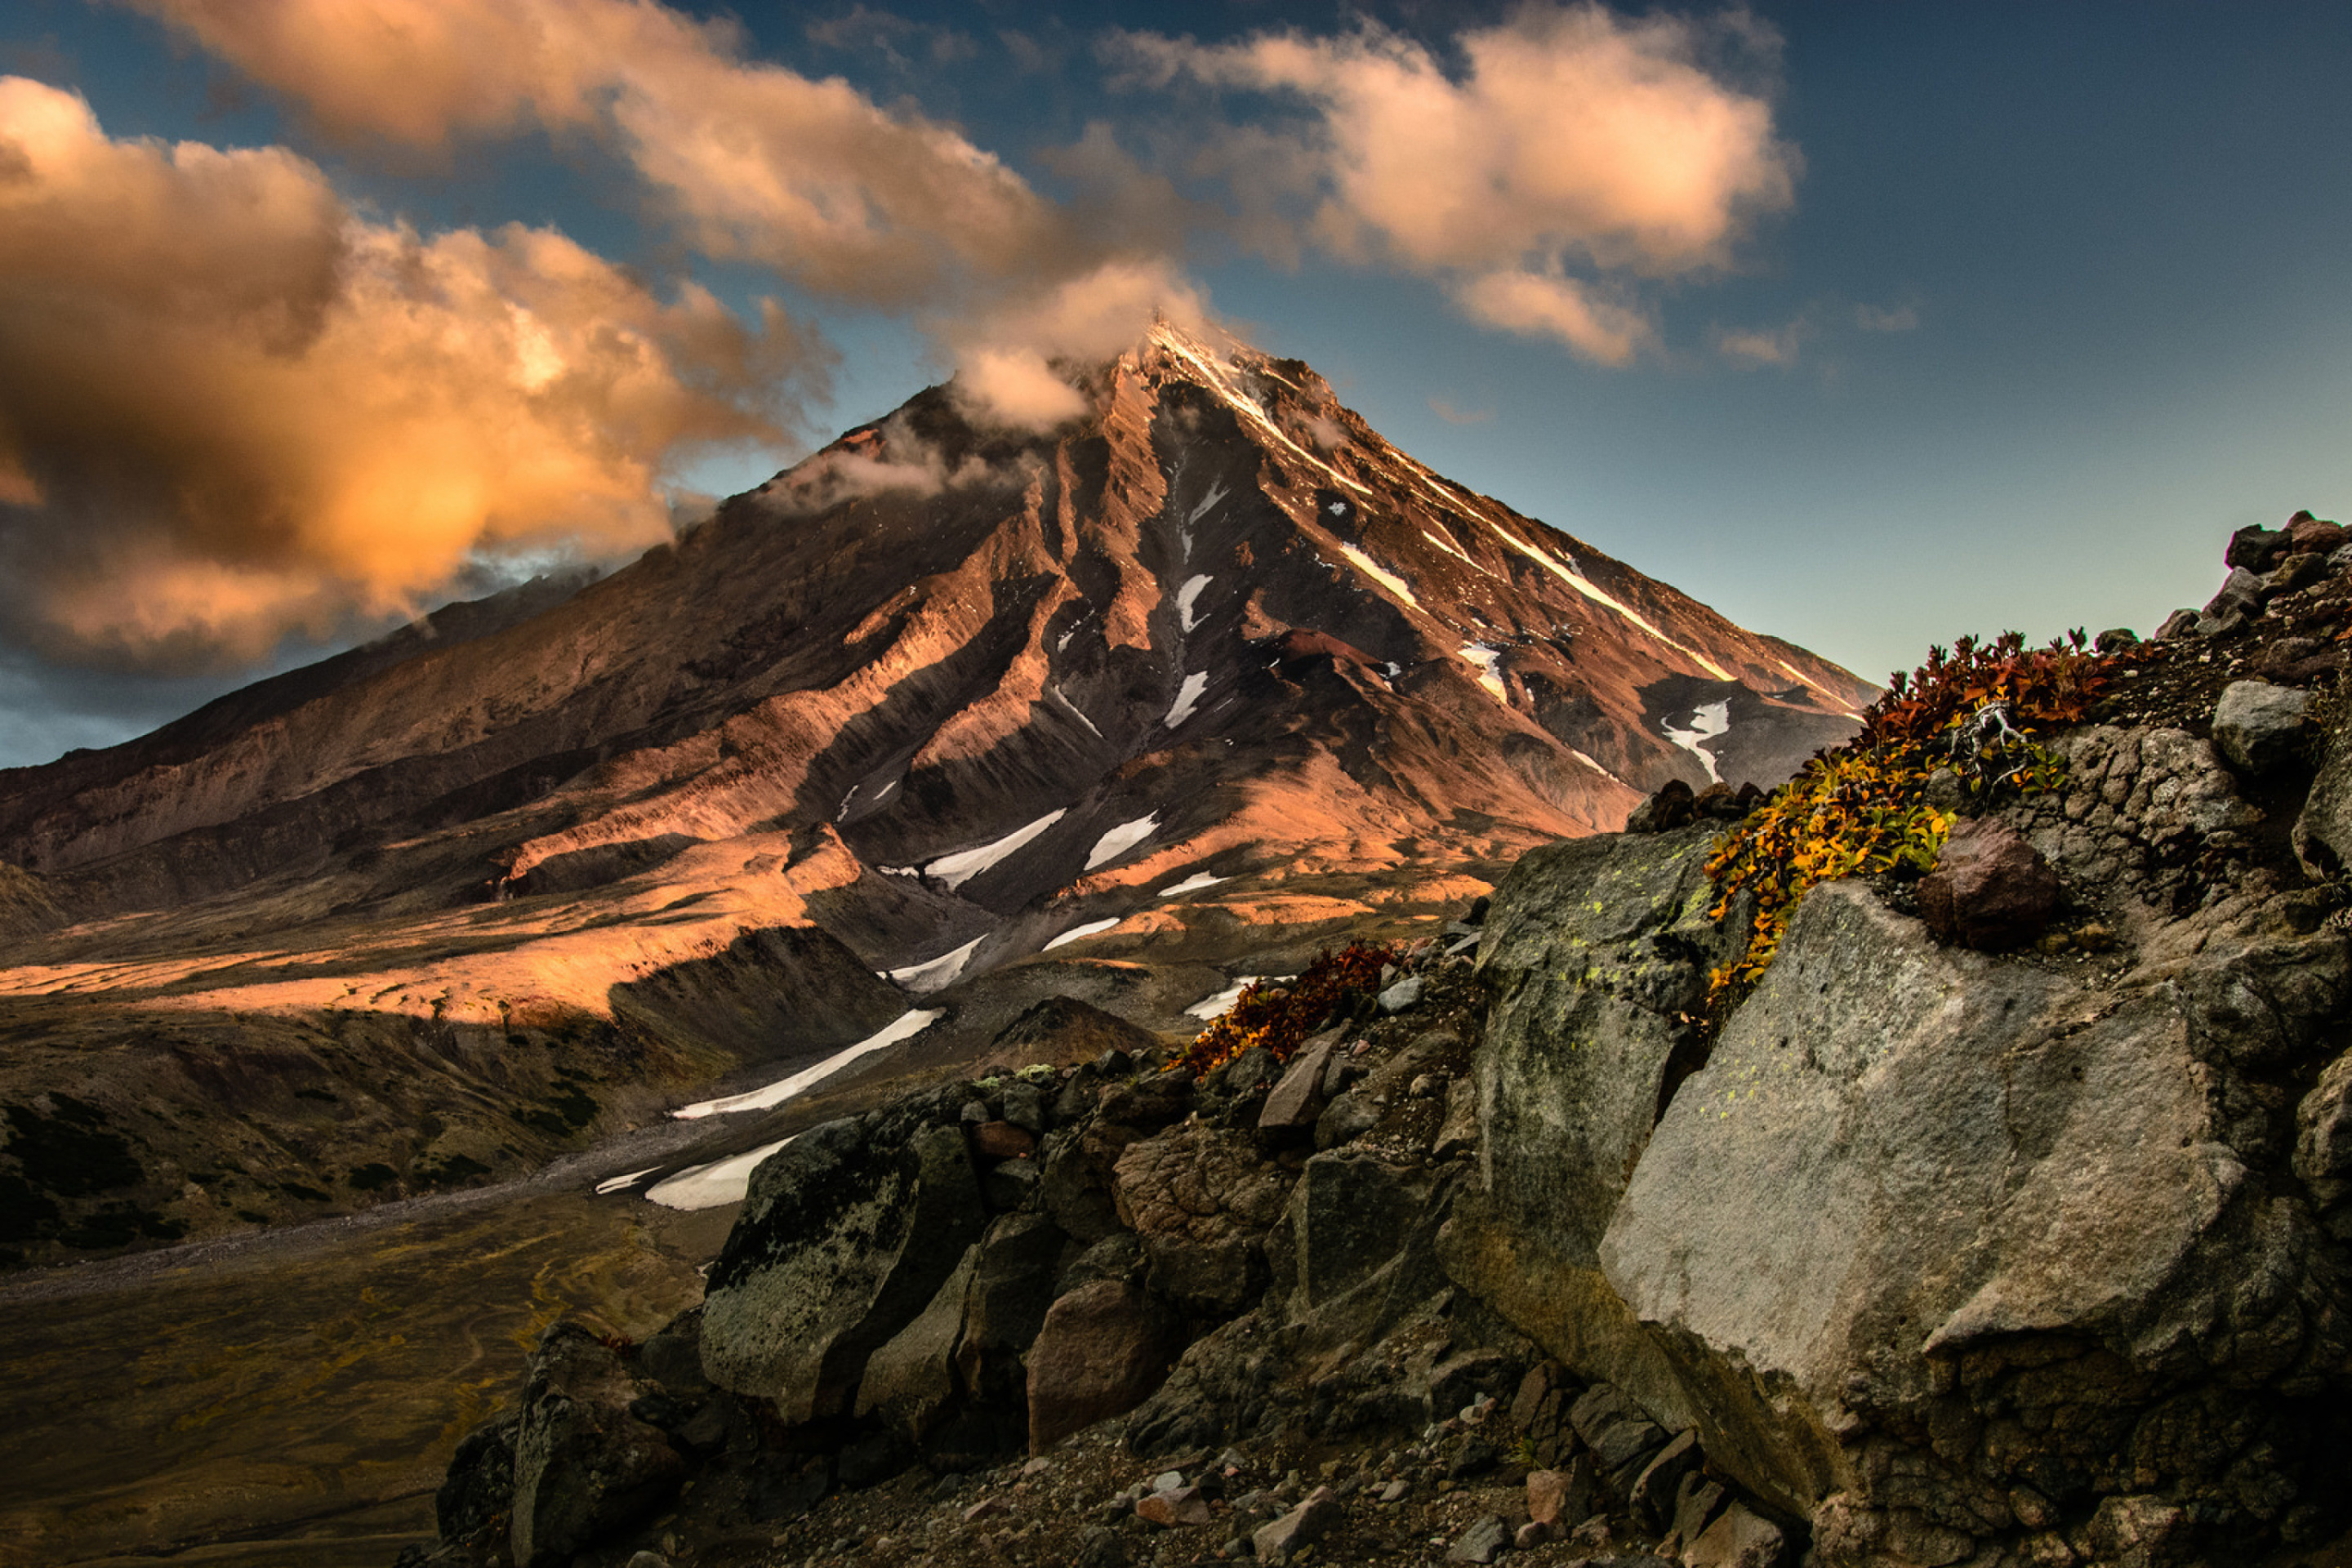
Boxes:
[0,321,1870,1262]
[404,514,2352,1568]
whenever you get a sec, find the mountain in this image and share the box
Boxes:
[0,321,1873,1259]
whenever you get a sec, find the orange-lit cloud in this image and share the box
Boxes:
[127,0,1061,305]
[1111,4,1794,359]
[0,76,813,666]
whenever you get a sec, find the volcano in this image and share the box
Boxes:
[0,322,1873,1255]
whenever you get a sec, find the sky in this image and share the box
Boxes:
[2,0,2350,769]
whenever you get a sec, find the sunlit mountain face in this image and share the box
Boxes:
[0,322,1871,1259]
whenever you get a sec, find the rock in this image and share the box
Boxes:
[854,1241,978,1439]
[1526,1463,1594,1528]
[2287,510,2346,554]
[1625,778,1698,834]
[1515,1519,1552,1550]
[2225,523,2292,572]
[2153,607,2200,640]
[1432,1075,1479,1158]
[1683,1501,1784,1568]
[1628,1428,1700,1532]
[508,1325,687,1568]
[1112,1119,1293,1315]
[1443,826,1732,1436]
[2092,626,2140,653]
[1253,1486,1342,1564]
[1379,1477,1410,1503]
[434,1413,519,1550]
[624,1552,670,1568]
[972,1120,1037,1159]
[1313,1090,1379,1150]
[956,1214,1067,1379]
[701,1119,984,1420]
[1670,1472,1727,1550]
[1568,1383,1668,1490]
[1135,1485,1217,1527]
[1598,877,2336,1534]
[2212,679,2311,774]
[1446,1513,1512,1563]
[2296,711,2352,879]
[1025,1280,1176,1452]
[2268,549,2329,595]
[2206,564,2268,618]
[1916,815,2058,950]
[1001,1080,1048,1134]
[1377,975,1425,1013]
[1258,1039,1337,1133]
[1040,1123,1134,1244]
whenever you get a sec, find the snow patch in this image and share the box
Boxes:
[1043,917,1122,951]
[645,1135,795,1211]
[1569,749,1625,785]
[1489,523,1735,681]
[1187,482,1230,527]
[1051,685,1102,738]
[1158,871,1227,898]
[1459,644,1509,706]
[1185,978,1258,1020]
[1338,545,1420,610]
[1419,527,1492,574]
[1165,671,1209,728]
[924,808,1067,890]
[1085,813,1160,870]
[1662,701,1732,784]
[887,936,986,992]
[1152,329,1372,497]
[595,1165,660,1196]
[673,1009,946,1120]
[1177,574,1213,632]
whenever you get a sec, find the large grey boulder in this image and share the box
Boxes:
[1443,825,1735,1430]
[701,1116,984,1420]
[1597,880,2350,1556]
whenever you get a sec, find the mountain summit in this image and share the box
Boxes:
[0,321,1870,1253]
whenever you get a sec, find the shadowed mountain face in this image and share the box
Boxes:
[0,323,1871,1256]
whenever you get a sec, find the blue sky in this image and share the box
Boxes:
[2,1,2349,768]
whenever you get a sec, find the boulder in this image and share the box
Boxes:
[1112,1120,1293,1315]
[509,1325,687,1568]
[1598,879,2345,1545]
[2225,523,2291,572]
[1628,1428,1701,1531]
[972,1120,1036,1159]
[1527,1461,1596,1528]
[701,1119,984,1420]
[1443,826,1732,1432]
[1377,974,1425,1013]
[1568,1383,1668,1490]
[2206,564,2268,619]
[1916,815,2058,950]
[1433,1074,1479,1158]
[1025,1280,1175,1451]
[434,1413,519,1551]
[2212,679,2311,775]
[2296,702,2352,879]
[957,1213,1067,1370]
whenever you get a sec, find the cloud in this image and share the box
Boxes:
[0,76,817,667]
[1453,270,1652,365]
[943,256,1214,430]
[1714,319,1804,367]
[1855,301,1920,332]
[1428,397,1494,425]
[127,0,1062,305]
[1109,3,1794,356]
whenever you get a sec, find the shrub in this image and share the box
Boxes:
[1704,630,2112,1009]
[1169,940,1401,1077]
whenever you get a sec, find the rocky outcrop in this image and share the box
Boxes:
[410,520,2352,1568]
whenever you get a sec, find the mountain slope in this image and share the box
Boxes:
[0,322,1873,1255]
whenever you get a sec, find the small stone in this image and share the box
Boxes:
[1513,1520,1551,1551]
[625,1554,669,1568]
[1377,976,1425,1013]
[1152,1471,1187,1493]
[963,1496,1007,1522]
[1252,1486,1341,1565]
[1684,1500,1786,1568]
[1409,1072,1444,1099]
[1445,1514,1512,1564]
[1379,1478,1410,1503]
[1137,1486,1217,1528]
